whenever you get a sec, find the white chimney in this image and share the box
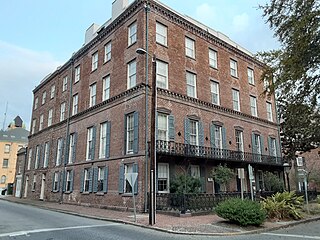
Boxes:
[85,23,101,45]
[112,0,129,20]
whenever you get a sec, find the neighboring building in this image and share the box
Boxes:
[14,147,27,198]
[25,0,282,210]
[0,116,28,194]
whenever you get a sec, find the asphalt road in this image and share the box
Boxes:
[0,200,319,240]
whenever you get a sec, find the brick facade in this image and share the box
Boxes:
[25,0,283,211]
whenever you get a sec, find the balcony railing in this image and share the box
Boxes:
[154,140,282,166]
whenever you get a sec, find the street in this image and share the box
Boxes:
[0,200,319,240]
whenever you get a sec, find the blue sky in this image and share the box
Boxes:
[0,0,278,130]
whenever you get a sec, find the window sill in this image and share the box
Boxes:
[91,68,98,74]
[52,190,59,193]
[127,41,137,49]
[209,66,218,71]
[156,42,168,49]
[81,192,90,195]
[103,59,111,65]
[121,193,136,197]
[96,192,105,196]
[64,191,72,194]
[231,75,239,79]
[186,55,196,61]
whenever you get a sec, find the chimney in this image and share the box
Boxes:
[84,23,101,45]
[112,0,129,20]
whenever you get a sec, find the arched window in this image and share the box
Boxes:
[1,175,6,184]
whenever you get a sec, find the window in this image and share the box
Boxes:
[157,113,168,141]
[97,167,105,192]
[124,164,134,193]
[104,42,111,62]
[266,102,273,122]
[185,37,195,58]
[48,109,53,127]
[186,72,197,98]
[269,137,277,157]
[32,174,37,191]
[210,81,220,105]
[127,60,136,89]
[42,91,46,104]
[128,22,137,46]
[0,175,6,184]
[248,68,254,85]
[99,123,107,159]
[2,159,8,168]
[86,127,95,160]
[75,65,80,83]
[156,60,168,89]
[102,76,110,101]
[39,114,44,131]
[4,144,10,153]
[235,130,244,152]
[126,114,134,154]
[53,172,59,192]
[190,165,200,178]
[34,97,38,110]
[50,85,55,99]
[209,49,217,68]
[72,94,78,115]
[66,170,72,192]
[250,96,258,117]
[253,134,261,154]
[31,119,36,134]
[60,102,66,121]
[35,145,40,169]
[189,119,199,146]
[158,163,169,193]
[56,138,63,166]
[68,133,76,164]
[156,22,167,46]
[214,125,222,149]
[296,157,304,167]
[92,52,98,71]
[232,89,240,111]
[89,83,96,107]
[83,168,91,192]
[27,148,32,170]
[62,76,68,92]
[43,142,49,168]
[230,59,238,77]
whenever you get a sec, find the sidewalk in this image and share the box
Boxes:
[1,195,319,236]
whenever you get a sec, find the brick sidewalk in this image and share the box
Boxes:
[1,196,317,235]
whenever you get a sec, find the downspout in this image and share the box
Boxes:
[20,147,27,198]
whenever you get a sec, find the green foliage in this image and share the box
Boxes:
[262,191,304,220]
[215,198,266,226]
[170,174,202,194]
[211,164,234,186]
[263,172,284,192]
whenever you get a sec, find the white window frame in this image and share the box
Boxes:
[127,60,136,89]
[50,85,55,99]
[53,172,59,191]
[156,60,168,89]
[35,145,40,169]
[190,165,200,178]
[43,142,49,168]
[75,65,80,83]
[128,22,137,46]
[27,148,32,170]
[56,138,63,166]
[250,96,258,117]
[156,22,167,46]
[157,163,169,193]
[235,130,244,152]
[248,68,254,85]
[86,127,94,160]
[186,72,197,98]
[62,76,68,92]
[89,83,96,107]
[210,81,220,105]
[97,167,105,192]
[104,42,111,62]
[48,109,53,127]
[266,102,273,122]
[254,134,261,154]
[32,174,37,191]
[124,164,134,193]
[102,75,110,101]
[60,102,66,121]
[189,119,199,146]
[232,89,240,111]
[297,157,304,167]
[209,49,217,68]
[126,114,134,154]
[66,170,72,192]
[42,91,46,105]
[72,94,78,116]
[92,52,98,71]
[270,137,277,157]
[1,175,6,184]
[214,125,222,149]
[99,122,107,159]
[2,159,8,168]
[230,59,238,77]
[157,113,168,141]
[34,97,38,110]
[185,37,195,58]
[68,133,75,164]
[84,169,90,192]
[4,144,10,153]
[31,119,36,134]
[39,114,44,131]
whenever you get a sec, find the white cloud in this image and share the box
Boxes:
[232,13,250,32]
[0,41,61,130]
[195,3,216,26]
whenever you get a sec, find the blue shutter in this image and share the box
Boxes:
[168,115,175,141]
[251,133,256,154]
[260,135,264,155]
[268,137,272,156]
[37,145,41,168]
[40,144,44,168]
[118,164,125,193]
[133,112,139,154]
[184,118,190,144]
[80,169,84,193]
[210,123,215,148]
[88,168,93,193]
[124,115,127,154]
[70,170,74,192]
[106,122,111,158]
[103,166,109,193]
[93,168,98,193]
[133,164,138,194]
[72,133,78,163]
[52,173,55,192]
[57,172,61,192]
[91,127,96,160]
[222,127,227,150]
[199,121,204,146]
[62,170,66,192]
[54,140,58,166]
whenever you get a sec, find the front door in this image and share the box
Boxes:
[40,174,46,200]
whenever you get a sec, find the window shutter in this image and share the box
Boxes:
[52,173,55,192]
[40,144,45,168]
[210,123,215,148]
[72,133,78,163]
[54,140,58,166]
[222,127,227,150]
[199,121,204,146]
[103,166,109,193]
[88,168,93,193]
[93,168,98,193]
[133,112,139,154]
[251,133,255,154]
[91,127,96,160]
[268,137,272,156]
[57,172,61,192]
[47,142,50,167]
[62,170,66,192]
[105,122,111,158]
[124,115,127,154]
[168,115,175,141]
[80,169,84,193]
[61,138,65,165]
[133,163,138,194]
[118,164,125,193]
[260,135,264,155]
[70,170,74,192]
[37,145,41,168]
[184,118,190,144]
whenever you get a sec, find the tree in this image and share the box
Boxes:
[210,164,234,192]
[263,172,284,192]
[170,174,202,194]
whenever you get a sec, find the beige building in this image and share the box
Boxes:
[0,116,28,194]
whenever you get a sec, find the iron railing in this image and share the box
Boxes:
[155,140,283,166]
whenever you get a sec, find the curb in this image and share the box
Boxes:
[1,197,320,236]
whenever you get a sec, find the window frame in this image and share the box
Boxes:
[56,138,63,166]
[4,144,10,153]
[189,119,199,146]
[43,142,49,168]
[209,49,217,68]
[186,71,197,98]
[48,108,53,127]
[157,163,169,193]
[126,114,135,154]
[156,60,168,89]
[99,122,107,159]
[62,76,68,92]
[39,114,44,131]
[72,94,78,116]
[128,22,137,46]
[232,89,240,111]
[210,80,220,105]
[104,42,112,62]
[68,133,75,164]
[157,113,168,141]
[60,102,66,121]
[50,85,55,99]
[102,75,110,101]
[75,65,81,83]
[250,96,258,117]
[66,170,72,192]
[86,127,94,160]
[266,102,273,122]
[230,59,238,78]
[247,68,254,85]
[2,159,8,168]
[214,125,222,149]
[92,52,98,71]
[235,130,244,152]
[35,145,40,169]
[127,60,137,89]
[156,22,168,46]
[97,167,105,192]
[185,37,195,58]
[42,91,46,105]
[34,97,38,110]
[53,172,59,192]
[89,83,97,107]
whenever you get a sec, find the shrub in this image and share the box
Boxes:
[261,191,304,220]
[215,198,266,226]
[263,172,284,192]
[170,174,202,194]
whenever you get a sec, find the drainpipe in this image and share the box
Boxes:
[20,147,27,198]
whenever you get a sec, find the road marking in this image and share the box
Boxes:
[262,233,320,239]
[0,223,121,238]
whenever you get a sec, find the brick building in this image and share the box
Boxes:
[25,0,283,211]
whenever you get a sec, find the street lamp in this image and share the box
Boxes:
[136,48,157,225]
[283,162,291,192]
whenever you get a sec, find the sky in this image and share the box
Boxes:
[0,0,278,130]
